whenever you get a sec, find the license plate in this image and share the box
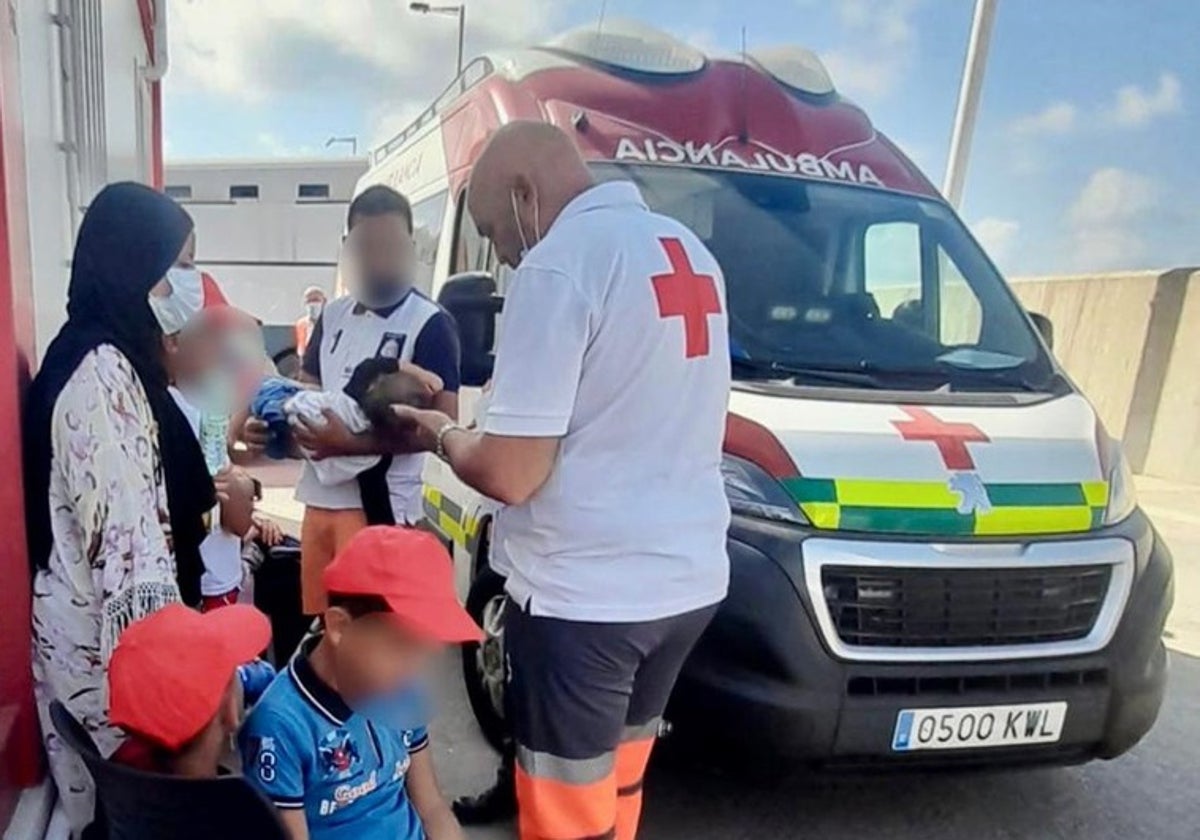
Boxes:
[892,702,1067,752]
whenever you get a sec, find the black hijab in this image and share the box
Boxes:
[23,182,216,605]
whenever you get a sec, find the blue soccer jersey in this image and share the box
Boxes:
[239,643,429,840]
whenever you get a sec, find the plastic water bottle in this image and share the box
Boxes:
[199,413,230,532]
[199,412,231,475]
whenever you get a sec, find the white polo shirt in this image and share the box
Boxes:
[295,291,441,523]
[484,181,732,622]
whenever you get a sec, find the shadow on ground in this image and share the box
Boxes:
[436,650,1200,840]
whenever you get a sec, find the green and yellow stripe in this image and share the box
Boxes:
[422,485,483,549]
[782,477,1109,536]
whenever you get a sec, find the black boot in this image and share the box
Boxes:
[452,749,517,825]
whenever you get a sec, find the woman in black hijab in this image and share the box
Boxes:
[24,182,215,833]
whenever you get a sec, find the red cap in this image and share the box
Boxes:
[323,526,484,644]
[108,604,271,750]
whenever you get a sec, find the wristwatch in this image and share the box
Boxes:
[435,421,466,462]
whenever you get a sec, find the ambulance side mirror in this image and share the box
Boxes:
[1028,311,1054,351]
[438,272,503,387]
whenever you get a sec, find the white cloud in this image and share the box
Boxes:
[818,0,920,100]
[971,217,1019,265]
[167,0,569,103]
[1069,167,1155,226]
[1067,167,1156,270]
[1009,101,1077,137]
[1008,72,1182,147]
[254,131,317,158]
[1103,72,1183,128]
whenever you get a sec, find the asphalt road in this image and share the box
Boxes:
[424,491,1200,840]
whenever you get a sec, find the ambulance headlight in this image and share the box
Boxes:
[1104,442,1137,526]
[722,454,808,525]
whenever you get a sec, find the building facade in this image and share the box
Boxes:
[1,0,166,835]
[164,158,366,347]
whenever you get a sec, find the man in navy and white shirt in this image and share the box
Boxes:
[290,184,460,615]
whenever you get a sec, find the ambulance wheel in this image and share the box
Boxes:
[462,568,510,753]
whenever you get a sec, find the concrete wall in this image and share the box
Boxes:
[1009,272,1162,440]
[1009,268,1200,481]
[1144,273,1200,480]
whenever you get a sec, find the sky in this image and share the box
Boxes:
[164,0,1200,278]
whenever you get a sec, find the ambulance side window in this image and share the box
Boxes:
[937,246,983,345]
[452,190,491,274]
[412,191,449,295]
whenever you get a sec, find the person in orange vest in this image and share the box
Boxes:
[295,286,327,357]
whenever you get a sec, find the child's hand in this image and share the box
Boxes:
[239,416,271,454]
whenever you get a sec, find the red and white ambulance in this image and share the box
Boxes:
[358,20,1172,768]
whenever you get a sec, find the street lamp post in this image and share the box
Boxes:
[325,136,359,156]
[942,0,998,209]
[409,2,466,77]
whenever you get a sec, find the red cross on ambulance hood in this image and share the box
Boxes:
[726,389,1106,487]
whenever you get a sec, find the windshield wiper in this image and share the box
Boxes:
[732,356,1054,393]
[731,357,887,388]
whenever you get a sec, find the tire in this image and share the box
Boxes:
[461,566,511,753]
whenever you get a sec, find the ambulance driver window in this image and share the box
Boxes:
[411,191,448,294]
[863,221,924,333]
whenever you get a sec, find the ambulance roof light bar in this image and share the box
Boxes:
[546,19,706,75]
[750,46,835,96]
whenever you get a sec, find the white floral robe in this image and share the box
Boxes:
[31,345,181,835]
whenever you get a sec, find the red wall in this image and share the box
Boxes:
[0,1,47,830]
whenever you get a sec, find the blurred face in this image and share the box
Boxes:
[343,213,415,309]
[165,318,222,386]
[323,607,439,702]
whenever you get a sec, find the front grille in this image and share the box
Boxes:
[846,668,1108,697]
[821,564,1112,648]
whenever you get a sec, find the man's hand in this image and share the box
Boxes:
[391,406,453,453]
[214,466,256,537]
[292,408,362,458]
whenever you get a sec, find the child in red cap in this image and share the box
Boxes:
[239,526,481,840]
[108,603,272,777]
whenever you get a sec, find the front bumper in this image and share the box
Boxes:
[666,509,1173,767]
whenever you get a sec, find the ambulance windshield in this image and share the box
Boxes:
[593,164,1060,394]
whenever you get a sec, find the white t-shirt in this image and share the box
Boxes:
[294,292,440,522]
[169,387,244,597]
[484,180,732,622]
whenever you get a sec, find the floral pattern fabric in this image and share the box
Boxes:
[31,344,180,834]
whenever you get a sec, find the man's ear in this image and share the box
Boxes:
[323,607,352,645]
[512,173,536,205]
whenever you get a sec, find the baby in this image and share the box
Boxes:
[284,358,435,486]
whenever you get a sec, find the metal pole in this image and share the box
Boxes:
[456,5,465,76]
[942,0,998,209]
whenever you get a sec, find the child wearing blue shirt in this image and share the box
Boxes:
[239,527,483,840]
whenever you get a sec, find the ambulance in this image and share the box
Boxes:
[357,20,1172,768]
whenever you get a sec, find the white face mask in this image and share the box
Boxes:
[510,189,541,264]
[305,302,323,322]
[148,266,204,335]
